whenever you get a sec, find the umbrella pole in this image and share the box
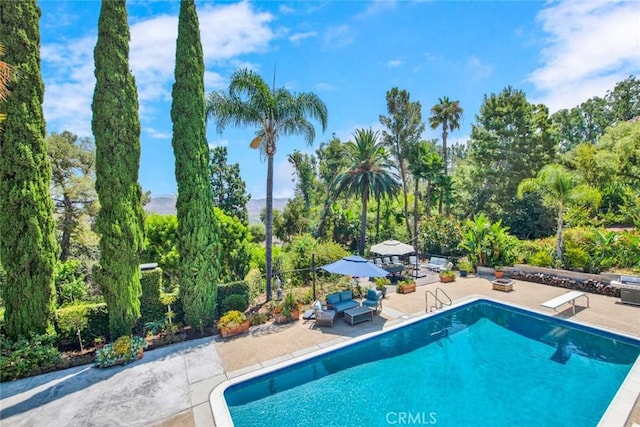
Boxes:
[312,253,316,301]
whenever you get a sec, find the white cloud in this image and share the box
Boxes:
[323,24,354,49]
[357,0,397,18]
[465,56,493,81]
[289,31,317,43]
[387,59,403,67]
[42,2,274,137]
[146,128,172,139]
[528,0,640,112]
[315,82,334,91]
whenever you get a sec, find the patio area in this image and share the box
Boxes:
[1,273,639,426]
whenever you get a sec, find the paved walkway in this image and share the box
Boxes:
[1,274,639,426]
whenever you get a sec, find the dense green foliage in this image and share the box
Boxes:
[456,87,557,237]
[171,0,220,329]
[221,294,248,313]
[209,146,250,224]
[380,88,424,236]
[216,281,250,314]
[0,0,58,339]
[91,0,144,339]
[54,260,90,305]
[138,268,164,327]
[47,131,98,262]
[0,334,61,382]
[141,214,179,284]
[55,302,109,349]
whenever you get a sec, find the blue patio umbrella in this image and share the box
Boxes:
[320,255,389,277]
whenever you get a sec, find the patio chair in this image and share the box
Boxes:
[391,256,402,266]
[361,289,383,312]
[374,258,384,267]
[382,257,391,266]
[314,309,336,327]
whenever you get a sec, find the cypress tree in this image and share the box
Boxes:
[91,0,144,338]
[171,0,220,329]
[0,0,58,339]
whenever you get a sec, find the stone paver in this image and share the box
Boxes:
[1,273,639,426]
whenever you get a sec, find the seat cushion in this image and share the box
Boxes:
[367,289,378,300]
[327,293,340,305]
[339,290,352,302]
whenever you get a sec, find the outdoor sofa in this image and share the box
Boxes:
[326,290,360,315]
[425,256,449,272]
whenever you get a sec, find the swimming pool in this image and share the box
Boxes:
[212,299,640,426]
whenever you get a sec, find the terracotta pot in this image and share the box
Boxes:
[398,282,416,294]
[220,320,251,338]
[440,276,455,283]
[495,271,504,279]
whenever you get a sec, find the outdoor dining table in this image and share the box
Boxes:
[383,264,405,284]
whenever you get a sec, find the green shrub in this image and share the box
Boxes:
[139,267,165,326]
[249,313,267,326]
[54,302,110,348]
[563,247,590,271]
[419,215,464,258]
[221,294,248,313]
[244,268,264,303]
[1,334,61,382]
[216,281,250,317]
[54,259,89,305]
[249,223,266,243]
[529,251,553,267]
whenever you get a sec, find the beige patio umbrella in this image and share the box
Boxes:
[370,239,415,256]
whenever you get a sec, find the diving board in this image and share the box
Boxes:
[541,291,589,316]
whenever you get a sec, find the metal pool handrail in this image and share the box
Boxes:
[425,287,452,312]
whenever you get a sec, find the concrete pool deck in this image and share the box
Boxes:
[1,274,639,426]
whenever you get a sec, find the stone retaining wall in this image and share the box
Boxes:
[510,270,621,298]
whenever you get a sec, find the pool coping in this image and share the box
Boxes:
[209,295,640,426]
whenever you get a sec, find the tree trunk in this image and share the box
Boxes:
[398,160,412,237]
[413,178,419,252]
[425,180,432,218]
[265,153,274,301]
[359,182,369,256]
[375,195,381,241]
[59,195,73,262]
[556,202,564,262]
[316,188,335,240]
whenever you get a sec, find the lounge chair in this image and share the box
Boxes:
[361,289,383,312]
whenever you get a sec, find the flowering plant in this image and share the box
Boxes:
[95,335,147,368]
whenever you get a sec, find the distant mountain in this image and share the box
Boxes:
[144,195,289,225]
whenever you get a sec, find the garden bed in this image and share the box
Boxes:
[511,269,620,297]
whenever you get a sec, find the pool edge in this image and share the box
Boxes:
[209,295,640,426]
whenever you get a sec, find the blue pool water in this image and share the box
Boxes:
[225,300,640,426]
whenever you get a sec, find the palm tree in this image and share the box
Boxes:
[333,129,399,255]
[206,68,327,301]
[517,164,601,262]
[429,96,463,177]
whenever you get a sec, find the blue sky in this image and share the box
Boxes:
[38,0,640,199]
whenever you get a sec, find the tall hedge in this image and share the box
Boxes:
[139,267,165,325]
[91,0,144,338]
[171,0,220,328]
[0,0,58,339]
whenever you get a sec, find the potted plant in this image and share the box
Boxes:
[396,277,416,294]
[439,269,456,283]
[217,310,250,338]
[95,335,147,368]
[457,259,473,278]
[494,266,504,279]
[374,277,390,298]
[93,336,105,350]
[274,293,300,324]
